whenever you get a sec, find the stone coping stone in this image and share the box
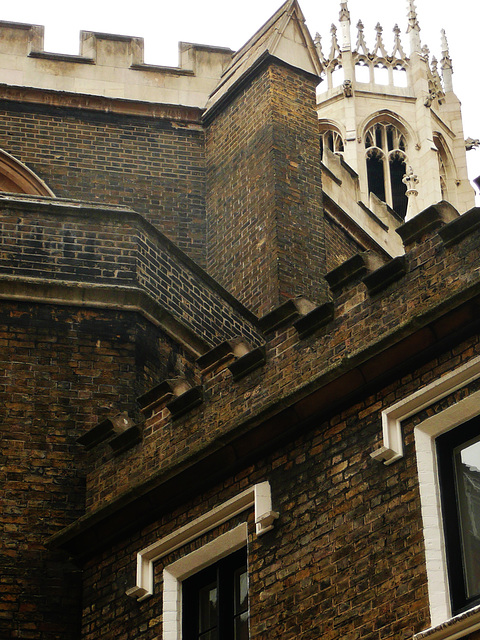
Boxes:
[396,201,459,246]
[438,207,480,247]
[293,302,335,339]
[228,346,266,381]
[325,252,385,293]
[77,413,131,450]
[259,297,316,334]
[362,256,406,296]
[166,386,204,420]
[110,425,143,456]
[196,340,236,372]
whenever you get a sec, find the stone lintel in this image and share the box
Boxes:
[362,256,407,296]
[228,346,267,381]
[325,252,386,293]
[293,302,335,339]
[259,297,317,334]
[438,206,480,247]
[396,201,459,246]
[166,386,204,420]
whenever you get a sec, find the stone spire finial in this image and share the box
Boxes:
[315,32,327,65]
[440,29,453,92]
[329,23,341,59]
[403,166,420,221]
[339,1,350,21]
[392,24,406,59]
[372,23,388,57]
[338,1,352,50]
[355,20,369,55]
[406,0,422,54]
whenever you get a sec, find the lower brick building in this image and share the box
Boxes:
[1,2,480,640]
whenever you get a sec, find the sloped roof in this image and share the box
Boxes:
[204,0,322,116]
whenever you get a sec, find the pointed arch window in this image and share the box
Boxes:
[0,149,53,196]
[364,121,408,218]
[433,134,455,202]
[319,123,344,161]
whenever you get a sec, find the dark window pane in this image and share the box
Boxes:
[234,611,249,640]
[198,582,218,633]
[367,153,386,202]
[389,156,407,218]
[454,438,480,599]
[234,567,248,614]
[437,418,480,615]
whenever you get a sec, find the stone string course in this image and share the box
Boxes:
[0,198,262,348]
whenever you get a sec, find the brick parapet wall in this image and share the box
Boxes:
[206,60,327,316]
[0,197,262,349]
[0,301,193,640]
[77,334,480,640]
[80,208,480,514]
[0,100,207,265]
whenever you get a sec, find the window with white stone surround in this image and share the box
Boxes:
[125,482,278,640]
[371,355,480,636]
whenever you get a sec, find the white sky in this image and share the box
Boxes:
[1,0,479,199]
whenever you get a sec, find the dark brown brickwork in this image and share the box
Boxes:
[80,208,480,515]
[206,60,327,317]
[0,301,194,640]
[325,213,367,272]
[74,330,480,640]
[0,198,262,348]
[0,101,207,266]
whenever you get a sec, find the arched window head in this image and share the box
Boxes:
[0,149,53,196]
[319,124,344,161]
[364,121,408,218]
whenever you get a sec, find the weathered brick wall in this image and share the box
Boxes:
[0,198,262,347]
[0,301,192,640]
[325,213,366,272]
[206,60,327,317]
[82,208,480,513]
[0,101,207,265]
[78,335,480,640]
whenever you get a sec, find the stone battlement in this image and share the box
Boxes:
[0,20,233,107]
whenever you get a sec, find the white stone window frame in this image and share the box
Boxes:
[126,482,277,602]
[371,354,480,634]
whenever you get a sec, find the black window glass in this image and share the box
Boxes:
[437,418,480,614]
[183,548,248,640]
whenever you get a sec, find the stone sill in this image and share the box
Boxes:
[414,606,480,640]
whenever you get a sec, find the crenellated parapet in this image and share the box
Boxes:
[0,20,233,108]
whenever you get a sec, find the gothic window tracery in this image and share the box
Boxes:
[319,125,344,161]
[364,121,408,218]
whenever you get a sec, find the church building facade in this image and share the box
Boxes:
[1,2,480,640]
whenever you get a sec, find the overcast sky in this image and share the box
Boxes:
[1,0,479,199]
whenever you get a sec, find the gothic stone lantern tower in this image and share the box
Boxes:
[316,0,475,219]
